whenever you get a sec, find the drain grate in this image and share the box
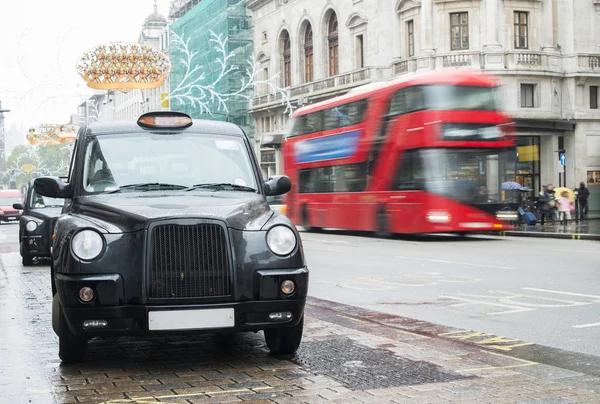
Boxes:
[293,338,472,390]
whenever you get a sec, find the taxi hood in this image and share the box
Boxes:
[72,191,274,233]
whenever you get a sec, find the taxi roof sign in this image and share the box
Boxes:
[137,112,193,129]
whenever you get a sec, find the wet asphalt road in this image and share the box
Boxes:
[300,229,600,358]
[4,221,600,403]
[1,222,599,358]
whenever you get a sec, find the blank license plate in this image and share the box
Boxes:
[148,308,235,331]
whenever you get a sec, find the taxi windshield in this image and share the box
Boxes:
[81,133,258,194]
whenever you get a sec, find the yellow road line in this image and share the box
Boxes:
[102,386,273,404]
[336,314,366,323]
[438,329,473,336]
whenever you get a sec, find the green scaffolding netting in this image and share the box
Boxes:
[169,0,254,138]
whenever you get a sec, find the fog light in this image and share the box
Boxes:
[281,280,295,295]
[269,312,293,322]
[82,319,107,329]
[79,287,95,302]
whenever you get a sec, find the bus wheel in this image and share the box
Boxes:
[375,206,391,238]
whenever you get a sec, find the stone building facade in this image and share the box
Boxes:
[248,0,600,214]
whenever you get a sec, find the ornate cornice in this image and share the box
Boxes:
[396,0,421,14]
[346,12,368,29]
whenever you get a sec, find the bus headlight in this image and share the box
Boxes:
[266,226,297,256]
[71,230,104,260]
[496,211,518,221]
[426,211,452,223]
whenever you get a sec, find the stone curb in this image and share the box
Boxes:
[497,230,600,240]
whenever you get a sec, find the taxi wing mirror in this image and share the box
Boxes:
[34,177,72,199]
[12,203,24,210]
[264,175,292,196]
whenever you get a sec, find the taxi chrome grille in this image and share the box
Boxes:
[149,224,231,299]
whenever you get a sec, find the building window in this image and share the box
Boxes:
[514,11,528,49]
[304,24,314,83]
[450,12,469,50]
[520,84,535,108]
[407,20,414,57]
[355,34,364,69]
[591,86,598,109]
[262,31,268,43]
[281,31,291,87]
[328,12,339,76]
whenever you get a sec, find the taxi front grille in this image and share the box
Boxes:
[149,223,232,299]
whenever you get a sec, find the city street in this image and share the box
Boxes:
[2,222,600,403]
[302,229,600,357]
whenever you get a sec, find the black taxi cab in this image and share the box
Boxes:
[14,180,64,265]
[34,112,308,363]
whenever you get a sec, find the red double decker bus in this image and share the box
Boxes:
[282,69,518,235]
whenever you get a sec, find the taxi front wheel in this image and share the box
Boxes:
[264,315,304,355]
[57,304,87,364]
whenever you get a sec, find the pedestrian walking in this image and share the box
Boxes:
[577,182,590,220]
[557,191,572,225]
[539,184,556,226]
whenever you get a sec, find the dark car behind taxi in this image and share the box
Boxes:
[14,180,64,265]
[34,112,309,363]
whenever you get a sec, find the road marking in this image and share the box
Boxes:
[337,274,483,290]
[456,351,537,372]
[439,328,535,351]
[442,294,535,315]
[336,314,366,323]
[103,386,273,403]
[522,287,600,300]
[438,329,475,336]
[394,255,514,270]
[572,322,600,329]
[488,290,593,308]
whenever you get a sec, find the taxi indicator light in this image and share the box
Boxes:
[137,112,193,129]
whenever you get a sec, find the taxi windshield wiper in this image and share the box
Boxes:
[108,183,188,194]
[187,183,257,192]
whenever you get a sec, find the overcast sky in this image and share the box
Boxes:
[0,0,171,131]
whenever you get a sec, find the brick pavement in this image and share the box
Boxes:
[1,251,600,404]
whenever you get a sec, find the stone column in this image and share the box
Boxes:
[483,0,501,50]
[541,0,556,51]
[420,0,434,53]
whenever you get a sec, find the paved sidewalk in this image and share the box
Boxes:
[2,251,600,403]
[499,219,600,240]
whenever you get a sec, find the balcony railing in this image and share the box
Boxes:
[251,67,388,108]
[516,52,542,66]
[578,54,600,69]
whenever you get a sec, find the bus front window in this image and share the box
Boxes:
[421,148,516,204]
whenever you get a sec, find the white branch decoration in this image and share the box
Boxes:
[166,29,294,117]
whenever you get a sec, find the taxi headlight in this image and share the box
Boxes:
[266,226,297,256]
[71,230,104,260]
[25,221,38,232]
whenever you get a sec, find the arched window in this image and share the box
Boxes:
[327,12,339,76]
[282,31,291,87]
[304,24,314,82]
